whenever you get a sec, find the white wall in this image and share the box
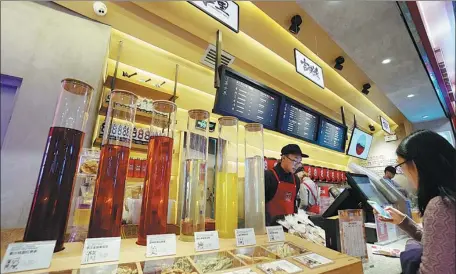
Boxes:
[413,118,455,147]
[0,2,111,229]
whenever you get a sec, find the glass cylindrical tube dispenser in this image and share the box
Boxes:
[244,123,266,234]
[87,90,138,238]
[180,110,209,242]
[137,100,177,245]
[215,117,238,238]
[23,79,93,252]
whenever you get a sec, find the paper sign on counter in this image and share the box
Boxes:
[194,231,219,252]
[146,234,176,257]
[81,237,121,265]
[235,228,256,247]
[0,240,56,273]
[266,226,285,242]
[293,253,334,269]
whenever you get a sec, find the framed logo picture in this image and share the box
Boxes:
[189,1,239,33]
[294,49,324,89]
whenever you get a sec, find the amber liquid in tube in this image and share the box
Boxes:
[180,159,207,242]
[87,144,130,238]
[137,136,173,245]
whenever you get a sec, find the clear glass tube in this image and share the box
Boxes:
[88,90,138,238]
[215,117,238,238]
[23,79,93,252]
[244,123,266,234]
[180,109,209,242]
[137,101,177,245]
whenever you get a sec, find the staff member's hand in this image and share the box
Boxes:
[377,207,406,225]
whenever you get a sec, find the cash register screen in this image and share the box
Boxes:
[350,174,389,206]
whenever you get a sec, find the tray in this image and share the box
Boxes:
[140,257,198,274]
[77,262,138,274]
[231,246,278,265]
[191,251,244,273]
[261,242,307,258]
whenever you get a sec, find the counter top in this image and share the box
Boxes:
[5,234,362,274]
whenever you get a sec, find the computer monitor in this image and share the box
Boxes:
[346,173,389,206]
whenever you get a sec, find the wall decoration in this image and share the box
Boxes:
[294,49,325,89]
[189,1,239,33]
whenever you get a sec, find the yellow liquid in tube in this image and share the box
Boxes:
[215,172,238,238]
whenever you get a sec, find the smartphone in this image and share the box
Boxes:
[367,200,392,219]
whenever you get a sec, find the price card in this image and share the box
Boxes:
[235,228,256,247]
[1,240,56,273]
[146,234,177,257]
[81,237,121,265]
[194,231,219,252]
[266,226,285,242]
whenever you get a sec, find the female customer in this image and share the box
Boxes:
[379,130,456,274]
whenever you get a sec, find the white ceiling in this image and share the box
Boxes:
[298,1,446,123]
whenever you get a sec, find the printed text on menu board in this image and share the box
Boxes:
[1,241,56,273]
[217,75,279,128]
[81,237,121,265]
[194,231,220,252]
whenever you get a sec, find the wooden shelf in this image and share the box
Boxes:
[104,75,177,101]
[99,103,152,126]
[92,138,148,154]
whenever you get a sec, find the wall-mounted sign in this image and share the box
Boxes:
[189,1,239,33]
[294,49,325,89]
[379,116,391,134]
[384,134,397,142]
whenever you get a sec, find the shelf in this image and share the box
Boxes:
[99,103,152,126]
[92,138,148,154]
[104,75,177,101]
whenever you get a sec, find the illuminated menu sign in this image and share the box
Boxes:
[317,118,346,152]
[214,69,280,129]
[279,101,318,142]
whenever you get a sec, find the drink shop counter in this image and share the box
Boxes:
[5,234,363,274]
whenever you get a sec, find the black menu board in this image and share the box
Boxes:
[279,99,319,142]
[317,118,347,152]
[214,67,280,129]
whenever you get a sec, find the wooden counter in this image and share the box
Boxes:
[5,234,362,274]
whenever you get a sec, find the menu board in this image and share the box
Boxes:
[317,118,346,152]
[214,68,280,129]
[279,100,319,142]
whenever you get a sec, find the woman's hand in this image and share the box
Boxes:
[379,207,406,225]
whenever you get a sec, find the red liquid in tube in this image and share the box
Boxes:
[137,136,173,245]
[87,144,130,238]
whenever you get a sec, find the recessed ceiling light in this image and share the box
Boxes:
[382,58,392,64]
[422,115,429,119]
[407,94,415,98]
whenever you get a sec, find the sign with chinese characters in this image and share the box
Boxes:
[1,241,56,273]
[146,234,177,257]
[338,209,368,258]
[266,226,285,242]
[235,228,256,247]
[189,1,239,33]
[294,49,325,89]
[194,231,220,252]
[81,237,121,265]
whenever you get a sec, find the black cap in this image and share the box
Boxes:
[281,144,309,158]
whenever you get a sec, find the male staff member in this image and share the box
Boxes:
[265,144,308,225]
[383,166,408,198]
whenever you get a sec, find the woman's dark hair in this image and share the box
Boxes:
[396,130,456,215]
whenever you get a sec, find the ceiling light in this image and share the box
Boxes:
[382,58,392,64]
[422,115,429,119]
[407,94,415,98]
